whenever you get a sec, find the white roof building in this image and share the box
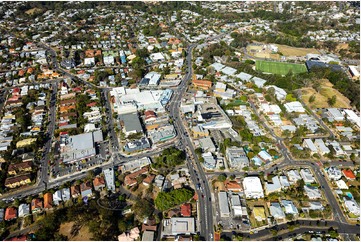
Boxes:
[251,77,267,88]
[150,52,165,62]
[265,176,282,195]
[281,200,299,215]
[18,204,30,217]
[269,202,286,219]
[335,180,348,190]
[343,198,360,216]
[258,150,273,162]
[265,85,287,101]
[327,108,344,122]
[219,192,230,217]
[314,139,330,155]
[103,168,115,192]
[343,109,360,127]
[243,177,264,199]
[53,190,62,205]
[326,166,342,180]
[61,187,71,201]
[284,101,305,113]
[235,72,253,82]
[162,217,195,236]
[300,169,316,183]
[143,72,162,87]
[302,139,318,154]
[202,152,216,170]
[279,176,290,188]
[103,56,114,65]
[286,170,302,184]
[348,65,360,77]
[199,137,216,152]
[120,157,151,172]
[304,185,322,200]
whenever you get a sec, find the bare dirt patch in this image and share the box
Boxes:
[213,181,225,191]
[59,222,93,241]
[300,80,351,109]
[25,8,42,15]
[276,44,320,57]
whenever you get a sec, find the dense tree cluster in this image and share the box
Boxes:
[155,188,194,211]
[153,147,186,170]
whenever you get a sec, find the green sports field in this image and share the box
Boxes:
[256,60,307,75]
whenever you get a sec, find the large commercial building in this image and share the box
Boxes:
[243,177,264,199]
[111,87,172,114]
[60,130,103,163]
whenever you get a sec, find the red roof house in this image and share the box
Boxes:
[5,207,17,221]
[180,203,191,217]
[342,169,356,180]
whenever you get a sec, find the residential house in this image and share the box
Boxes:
[4,174,31,188]
[326,167,342,180]
[5,207,17,221]
[286,170,302,184]
[224,180,243,192]
[31,198,43,213]
[343,198,360,216]
[284,101,305,113]
[80,181,93,198]
[265,176,282,195]
[300,169,315,183]
[192,79,212,90]
[143,174,155,186]
[180,203,191,217]
[124,166,149,187]
[302,139,318,154]
[53,190,62,205]
[18,204,30,217]
[93,176,106,191]
[43,193,53,209]
[281,200,298,215]
[314,139,330,155]
[71,185,81,198]
[342,169,356,180]
[61,187,71,202]
[7,161,32,176]
[269,203,286,219]
[304,185,321,200]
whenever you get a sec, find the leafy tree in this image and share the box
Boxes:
[218,174,227,182]
[309,95,316,103]
[327,95,337,107]
[155,188,194,211]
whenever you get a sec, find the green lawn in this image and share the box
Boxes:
[256,60,307,75]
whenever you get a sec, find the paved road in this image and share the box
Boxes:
[168,43,214,240]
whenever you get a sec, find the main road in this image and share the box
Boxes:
[168,43,214,240]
